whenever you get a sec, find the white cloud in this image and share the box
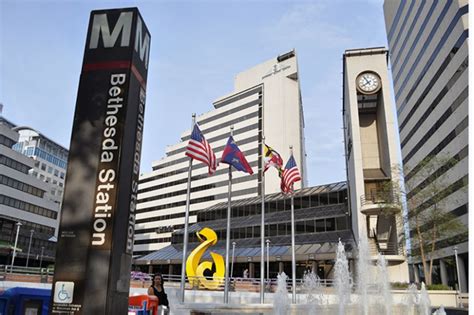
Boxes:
[259,2,353,47]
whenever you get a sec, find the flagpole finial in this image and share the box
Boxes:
[192,113,196,125]
[289,145,293,155]
[230,125,234,136]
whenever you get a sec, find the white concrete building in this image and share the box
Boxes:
[134,50,307,257]
[343,47,408,282]
[384,0,468,290]
[0,116,60,266]
[13,127,68,205]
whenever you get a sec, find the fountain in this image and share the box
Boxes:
[356,236,371,315]
[171,239,454,315]
[432,305,446,315]
[334,239,352,315]
[302,270,327,306]
[376,253,392,315]
[273,272,290,315]
[418,282,431,315]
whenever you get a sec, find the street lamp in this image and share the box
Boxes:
[39,246,45,268]
[10,222,22,273]
[26,229,34,268]
[453,246,461,292]
[230,242,236,279]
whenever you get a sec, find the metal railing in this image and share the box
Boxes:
[360,190,399,207]
[0,265,54,276]
[158,274,338,292]
[368,237,404,256]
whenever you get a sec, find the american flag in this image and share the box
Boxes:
[185,124,217,175]
[281,155,301,194]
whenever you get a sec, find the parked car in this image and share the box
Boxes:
[131,271,152,281]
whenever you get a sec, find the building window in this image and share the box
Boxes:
[326,218,336,231]
[0,175,45,198]
[316,219,325,232]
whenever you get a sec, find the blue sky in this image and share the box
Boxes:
[1,0,389,187]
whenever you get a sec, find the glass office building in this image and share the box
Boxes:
[134,182,352,280]
[384,0,468,290]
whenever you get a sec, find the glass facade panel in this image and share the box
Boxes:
[296,221,305,233]
[316,219,325,232]
[336,216,347,230]
[277,223,286,236]
[305,220,315,233]
[326,218,336,232]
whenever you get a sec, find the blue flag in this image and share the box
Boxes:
[221,136,253,174]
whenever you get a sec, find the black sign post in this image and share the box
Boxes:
[51,8,150,314]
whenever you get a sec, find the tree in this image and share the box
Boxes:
[392,155,467,285]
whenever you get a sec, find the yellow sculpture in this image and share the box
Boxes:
[186,227,225,290]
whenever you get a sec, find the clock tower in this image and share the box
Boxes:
[343,47,409,282]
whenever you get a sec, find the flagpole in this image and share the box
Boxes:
[291,193,296,303]
[224,126,234,304]
[290,146,296,304]
[180,113,196,303]
[260,136,265,303]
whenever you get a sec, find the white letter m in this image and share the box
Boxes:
[89,12,133,49]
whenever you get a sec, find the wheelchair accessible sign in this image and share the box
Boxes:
[52,281,82,313]
[54,281,74,303]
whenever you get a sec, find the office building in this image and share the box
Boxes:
[384,1,468,290]
[134,50,307,257]
[135,182,351,279]
[342,47,408,282]
[0,116,59,266]
[13,127,68,205]
[135,48,410,284]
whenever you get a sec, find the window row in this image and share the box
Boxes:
[173,216,348,244]
[144,158,258,186]
[397,30,467,117]
[135,224,185,236]
[0,174,44,198]
[135,187,258,221]
[0,195,58,219]
[152,135,258,171]
[395,3,468,100]
[27,147,67,169]
[138,173,257,204]
[37,140,68,161]
[134,237,172,245]
[0,134,16,148]
[36,160,65,179]
[393,1,451,82]
[401,60,467,147]
[199,191,347,222]
[0,154,30,174]
[151,122,259,172]
[389,0,417,60]
[403,116,467,166]
[405,145,467,185]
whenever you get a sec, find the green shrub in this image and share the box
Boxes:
[391,282,409,289]
[426,284,451,290]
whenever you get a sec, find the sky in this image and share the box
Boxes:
[1,0,389,187]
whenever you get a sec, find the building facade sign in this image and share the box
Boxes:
[51,8,150,314]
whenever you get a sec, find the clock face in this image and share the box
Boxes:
[357,72,381,94]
